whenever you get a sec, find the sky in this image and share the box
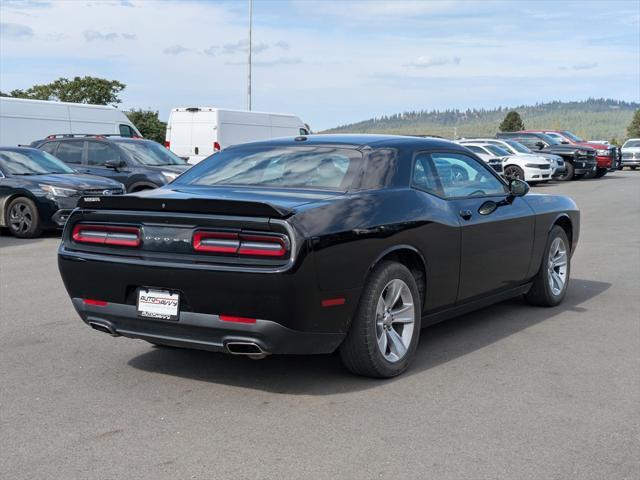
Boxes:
[0,0,639,130]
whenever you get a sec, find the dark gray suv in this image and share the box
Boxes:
[32,135,190,192]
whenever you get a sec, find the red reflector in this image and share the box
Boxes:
[164,140,171,148]
[72,224,141,247]
[193,231,239,253]
[321,297,346,307]
[213,141,221,152]
[219,315,256,324]
[83,298,107,307]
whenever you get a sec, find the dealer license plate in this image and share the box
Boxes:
[137,288,180,321]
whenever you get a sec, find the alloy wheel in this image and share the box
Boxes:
[504,166,523,181]
[375,279,415,362]
[8,202,33,234]
[547,237,568,296]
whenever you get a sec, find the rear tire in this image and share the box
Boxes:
[525,225,570,307]
[583,168,597,179]
[6,197,42,238]
[631,166,637,171]
[340,261,421,378]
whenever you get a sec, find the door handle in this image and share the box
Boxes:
[459,209,473,221]
[194,146,199,155]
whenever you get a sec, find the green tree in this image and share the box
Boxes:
[9,76,125,106]
[499,111,525,132]
[125,109,166,143]
[627,109,640,138]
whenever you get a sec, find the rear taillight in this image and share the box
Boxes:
[192,230,288,258]
[213,141,221,152]
[193,231,240,254]
[164,140,171,149]
[72,224,141,247]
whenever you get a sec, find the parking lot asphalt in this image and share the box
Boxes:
[1,172,639,480]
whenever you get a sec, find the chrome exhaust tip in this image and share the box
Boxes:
[88,321,119,337]
[225,341,267,359]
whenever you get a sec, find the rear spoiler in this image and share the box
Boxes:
[77,195,293,218]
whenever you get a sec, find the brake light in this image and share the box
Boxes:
[192,230,288,257]
[213,141,221,152]
[219,315,256,324]
[237,234,287,257]
[72,224,141,247]
[165,140,171,148]
[321,298,346,307]
[193,231,239,253]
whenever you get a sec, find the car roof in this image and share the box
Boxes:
[227,133,467,151]
[0,146,41,153]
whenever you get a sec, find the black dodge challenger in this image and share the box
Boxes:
[58,135,579,378]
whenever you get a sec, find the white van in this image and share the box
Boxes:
[165,107,310,164]
[0,97,141,146]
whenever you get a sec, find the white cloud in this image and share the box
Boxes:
[0,22,34,39]
[404,56,462,68]
[163,45,193,55]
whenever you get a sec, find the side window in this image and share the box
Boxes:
[299,128,309,135]
[119,124,134,137]
[55,141,84,164]
[430,152,507,198]
[412,153,442,196]
[86,142,120,166]
[517,137,542,149]
[40,142,59,156]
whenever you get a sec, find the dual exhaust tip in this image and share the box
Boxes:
[88,321,268,359]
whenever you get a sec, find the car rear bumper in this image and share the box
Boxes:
[72,298,346,355]
[596,155,613,168]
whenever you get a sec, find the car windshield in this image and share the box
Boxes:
[504,140,531,153]
[561,131,584,142]
[115,140,186,166]
[623,140,640,148]
[0,149,76,175]
[484,145,511,156]
[173,146,363,191]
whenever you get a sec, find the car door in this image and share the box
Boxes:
[428,151,535,302]
[81,140,131,184]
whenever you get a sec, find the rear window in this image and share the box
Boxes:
[115,140,186,166]
[173,146,363,191]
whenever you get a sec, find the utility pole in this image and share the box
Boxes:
[247,0,252,111]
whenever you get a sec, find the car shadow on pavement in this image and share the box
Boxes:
[127,278,610,395]
[0,230,61,247]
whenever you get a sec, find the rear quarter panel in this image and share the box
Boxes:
[523,193,580,279]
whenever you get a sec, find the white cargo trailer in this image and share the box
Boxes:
[0,97,141,146]
[165,107,310,164]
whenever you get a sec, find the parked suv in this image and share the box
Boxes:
[522,130,615,178]
[496,132,597,180]
[31,135,190,192]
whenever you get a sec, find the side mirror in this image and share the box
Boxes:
[105,159,125,170]
[508,178,530,197]
[535,142,545,150]
[561,140,570,144]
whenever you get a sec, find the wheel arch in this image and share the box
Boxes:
[367,245,428,313]
[129,182,159,192]
[550,213,573,252]
[0,191,40,227]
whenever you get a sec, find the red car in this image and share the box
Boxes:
[520,130,613,178]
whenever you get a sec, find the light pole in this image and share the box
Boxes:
[247,0,252,111]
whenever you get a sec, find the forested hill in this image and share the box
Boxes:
[323,99,638,141]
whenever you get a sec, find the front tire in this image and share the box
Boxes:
[504,165,524,182]
[594,168,608,178]
[557,161,574,181]
[340,261,421,378]
[525,226,570,307]
[6,197,42,238]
